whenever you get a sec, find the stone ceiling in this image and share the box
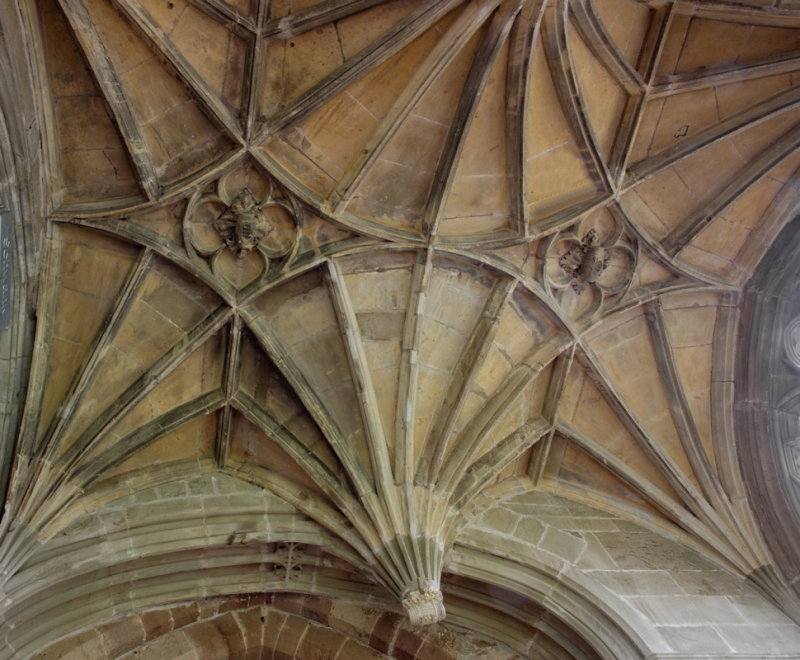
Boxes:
[2,0,800,657]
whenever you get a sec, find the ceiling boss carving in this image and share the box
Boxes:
[558,228,610,293]
[544,212,636,320]
[214,188,270,259]
[184,166,300,288]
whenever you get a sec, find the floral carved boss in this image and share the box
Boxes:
[184,167,299,288]
[544,212,636,321]
[214,188,269,259]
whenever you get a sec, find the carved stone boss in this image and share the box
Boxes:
[558,228,611,293]
[213,188,270,259]
[184,171,299,288]
[544,215,636,321]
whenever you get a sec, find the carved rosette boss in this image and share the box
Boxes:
[184,167,299,288]
[544,212,636,320]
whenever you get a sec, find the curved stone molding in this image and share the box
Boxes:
[737,219,800,612]
[31,595,529,660]
[786,439,800,485]
[784,315,800,369]
[0,2,45,507]
[456,492,800,658]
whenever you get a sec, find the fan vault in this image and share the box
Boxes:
[1,0,800,657]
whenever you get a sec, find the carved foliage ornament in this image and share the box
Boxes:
[213,188,268,259]
[402,578,445,627]
[558,228,611,293]
[184,165,299,288]
[272,542,306,581]
[544,210,636,321]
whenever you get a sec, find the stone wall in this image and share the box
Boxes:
[456,491,800,658]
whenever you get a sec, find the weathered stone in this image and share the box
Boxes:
[5,0,800,657]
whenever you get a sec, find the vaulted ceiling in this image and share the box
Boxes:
[2,0,800,657]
